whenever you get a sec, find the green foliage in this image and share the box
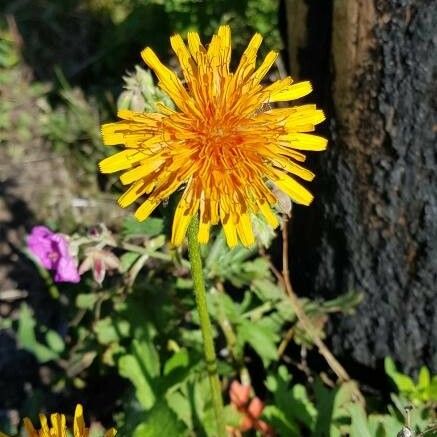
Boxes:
[0,25,20,68]
[40,85,104,175]
[122,216,164,238]
[17,303,65,363]
[264,366,316,435]
[385,357,437,405]
[132,401,187,437]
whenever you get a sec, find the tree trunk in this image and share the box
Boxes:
[284,0,437,375]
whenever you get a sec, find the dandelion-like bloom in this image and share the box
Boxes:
[100,26,326,247]
[1,404,116,437]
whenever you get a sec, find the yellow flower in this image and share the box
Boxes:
[1,404,116,437]
[100,26,326,247]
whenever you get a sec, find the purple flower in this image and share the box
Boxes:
[27,226,80,283]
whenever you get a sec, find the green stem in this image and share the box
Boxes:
[187,216,226,437]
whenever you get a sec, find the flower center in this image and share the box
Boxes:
[48,251,60,262]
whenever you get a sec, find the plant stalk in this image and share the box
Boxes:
[187,216,226,437]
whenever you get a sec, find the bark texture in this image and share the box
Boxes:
[285,0,437,374]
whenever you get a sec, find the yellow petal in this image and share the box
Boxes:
[251,51,278,84]
[101,123,124,145]
[23,418,38,437]
[99,150,147,173]
[39,414,50,435]
[269,81,312,102]
[217,25,232,71]
[104,429,117,437]
[207,34,220,67]
[187,31,204,60]
[117,109,163,124]
[155,102,176,115]
[118,180,153,208]
[236,213,255,247]
[263,76,293,94]
[281,133,328,151]
[235,33,263,79]
[50,413,66,437]
[171,182,200,246]
[207,26,231,69]
[277,146,307,162]
[141,47,189,110]
[119,158,164,185]
[273,158,315,181]
[258,201,279,228]
[220,207,238,248]
[198,220,211,244]
[274,174,313,205]
[170,33,194,81]
[134,198,160,221]
[198,195,212,244]
[171,210,193,246]
[74,405,85,437]
[285,108,325,128]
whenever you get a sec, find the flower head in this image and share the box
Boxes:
[27,226,80,283]
[100,26,326,247]
[79,248,120,285]
[1,404,116,437]
[229,381,274,436]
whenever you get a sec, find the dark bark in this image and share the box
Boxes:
[284,0,437,374]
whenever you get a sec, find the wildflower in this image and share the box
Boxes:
[229,380,274,436]
[100,26,326,247]
[1,404,116,437]
[27,226,80,283]
[79,248,120,285]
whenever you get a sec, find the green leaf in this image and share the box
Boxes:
[262,405,300,436]
[123,216,164,237]
[166,390,193,430]
[163,349,189,376]
[319,290,363,314]
[120,252,141,273]
[349,404,371,437]
[290,384,317,429]
[160,349,195,392]
[76,293,99,310]
[208,291,242,325]
[237,319,278,367]
[192,376,216,435]
[313,380,360,437]
[368,414,402,436]
[119,354,154,408]
[45,330,65,354]
[251,278,283,302]
[385,357,416,395]
[17,303,60,363]
[118,356,155,409]
[417,367,430,393]
[118,338,160,409]
[94,317,130,344]
[133,338,160,379]
[133,401,187,437]
[265,366,316,433]
[223,405,244,429]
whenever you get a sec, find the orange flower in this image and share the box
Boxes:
[229,381,274,436]
[100,26,326,247]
